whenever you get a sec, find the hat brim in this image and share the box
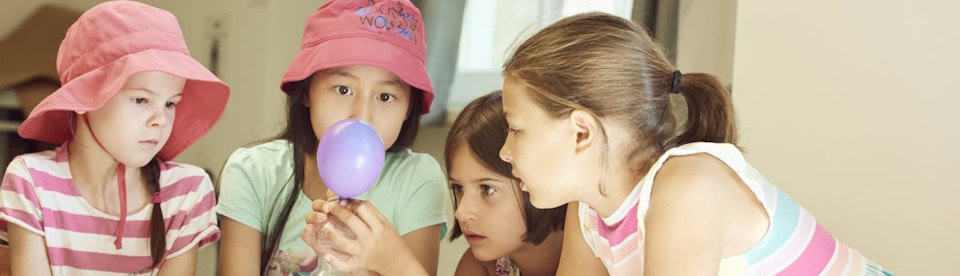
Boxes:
[280,35,434,114]
[18,49,229,161]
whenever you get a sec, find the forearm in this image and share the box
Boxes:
[376,248,429,276]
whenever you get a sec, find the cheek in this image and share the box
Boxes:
[371,109,407,148]
[309,104,347,140]
[486,202,530,249]
[516,133,551,165]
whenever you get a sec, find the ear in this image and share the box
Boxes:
[568,109,600,154]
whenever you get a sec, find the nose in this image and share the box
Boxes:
[499,137,514,163]
[148,104,169,128]
[454,193,478,224]
[350,96,373,123]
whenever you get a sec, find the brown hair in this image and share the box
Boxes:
[258,74,423,273]
[142,159,164,268]
[503,12,737,166]
[445,91,566,244]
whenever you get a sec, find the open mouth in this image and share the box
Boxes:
[463,231,487,245]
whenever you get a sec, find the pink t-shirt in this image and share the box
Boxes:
[0,146,219,275]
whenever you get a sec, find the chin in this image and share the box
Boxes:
[119,155,156,168]
[530,194,565,209]
[470,247,504,262]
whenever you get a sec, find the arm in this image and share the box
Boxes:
[216,147,270,276]
[400,224,441,276]
[8,224,52,276]
[157,247,197,276]
[555,203,608,276]
[0,244,11,276]
[218,217,263,276]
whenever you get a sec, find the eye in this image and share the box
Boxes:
[450,183,463,195]
[165,101,177,109]
[377,93,396,102]
[480,184,496,196]
[134,97,149,104]
[335,85,353,96]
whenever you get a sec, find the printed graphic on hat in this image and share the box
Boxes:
[354,0,419,42]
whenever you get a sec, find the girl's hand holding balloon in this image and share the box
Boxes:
[303,199,425,275]
[302,119,427,275]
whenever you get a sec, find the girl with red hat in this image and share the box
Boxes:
[0,1,229,274]
[216,0,445,275]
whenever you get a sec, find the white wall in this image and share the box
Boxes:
[732,0,960,274]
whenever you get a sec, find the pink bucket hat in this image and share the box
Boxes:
[280,0,434,114]
[17,0,230,161]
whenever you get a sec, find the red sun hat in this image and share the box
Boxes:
[280,0,434,114]
[17,0,230,161]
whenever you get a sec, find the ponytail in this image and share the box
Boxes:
[670,72,738,146]
[142,159,166,268]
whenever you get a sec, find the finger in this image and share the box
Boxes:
[323,225,362,256]
[312,198,337,213]
[326,194,340,201]
[302,224,318,251]
[323,253,356,273]
[311,199,325,212]
[329,205,371,237]
[305,211,328,225]
[350,201,387,233]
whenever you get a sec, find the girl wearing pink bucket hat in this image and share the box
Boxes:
[0,1,229,275]
[216,0,444,275]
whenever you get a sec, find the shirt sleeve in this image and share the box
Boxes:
[216,147,268,232]
[393,154,448,237]
[166,171,220,260]
[0,156,45,240]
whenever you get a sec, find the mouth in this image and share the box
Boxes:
[139,139,159,146]
[463,231,487,245]
[511,170,527,191]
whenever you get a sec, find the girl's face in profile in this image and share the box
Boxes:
[450,144,529,261]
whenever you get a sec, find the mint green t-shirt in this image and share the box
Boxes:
[217,140,447,276]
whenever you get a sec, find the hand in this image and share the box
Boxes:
[302,199,417,274]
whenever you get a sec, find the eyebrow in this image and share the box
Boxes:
[129,88,182,98]
[329,70,405,89]
[447,177,507,184]
[378,78,405,89]
[329,70,359,81]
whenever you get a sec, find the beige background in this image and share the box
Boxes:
[676,0,959,274]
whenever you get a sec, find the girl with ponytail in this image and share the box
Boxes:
[498,12,889,275]
[0,2,227,274]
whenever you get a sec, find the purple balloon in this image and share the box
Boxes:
[316,119,385,199]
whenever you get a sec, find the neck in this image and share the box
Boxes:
[582,151,657,218]
[302,154,331,200]
[508,231,563,276]
[68,139,125,194]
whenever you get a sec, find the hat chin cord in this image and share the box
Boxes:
[79,114,160,250]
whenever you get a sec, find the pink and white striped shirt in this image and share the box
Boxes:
[579,143,890,275]
[0,146,220,275]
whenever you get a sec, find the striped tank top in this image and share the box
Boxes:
[0,146,220,275]
[578,142,890,275]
